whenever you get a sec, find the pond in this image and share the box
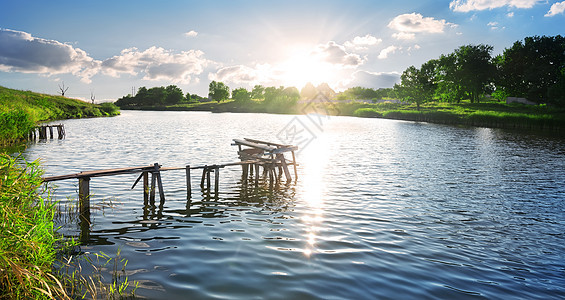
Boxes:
[25,110,565,299]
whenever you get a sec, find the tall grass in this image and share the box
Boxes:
[0,153,66,299]
[0,154,137,299]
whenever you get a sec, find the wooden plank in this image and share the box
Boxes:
[243,138,298,153]
[232,139,276,152]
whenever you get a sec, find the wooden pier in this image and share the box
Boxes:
[30,124,65,140]
[42,138,298,241]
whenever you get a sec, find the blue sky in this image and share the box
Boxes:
[1,0,564,101]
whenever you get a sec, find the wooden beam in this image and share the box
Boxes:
[186,165,191,200]
[78,177,90,219]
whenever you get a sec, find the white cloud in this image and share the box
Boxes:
[392,32,416,40]
[313,41,364,67]
[344,34,382,49]
[378,46,400,59]
[101,46,211,84]
[184,30,198,37]
[208,65,261,84]
[0,28,99,83]
[507,12,515,17]
[545,1,565,17]
[388,13,455,40]
[450,0,541,12]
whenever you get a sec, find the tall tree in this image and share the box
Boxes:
[251,85,265,100]
[396,66,428,110]
[496,35,565,105]
[208,81,230,103]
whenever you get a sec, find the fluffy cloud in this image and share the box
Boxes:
[378,46,400,59]
[344,34,382,49]
[545,1,565,17]
[208,65,263,84]
[184,30,198,37]
[101,46,210,84]
[0,28,99,83]
[313,41,364,67]
[388,13,455,40]
[449,0,541,12]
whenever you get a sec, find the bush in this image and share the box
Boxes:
[353,108,382,118]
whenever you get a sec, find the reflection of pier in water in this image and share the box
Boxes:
[43,138,298,242]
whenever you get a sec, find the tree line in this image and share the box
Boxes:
[115,35,564,109]
[394,35,565,109]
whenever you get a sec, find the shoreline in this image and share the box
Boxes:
[118,100,565,133]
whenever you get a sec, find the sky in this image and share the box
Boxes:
[1,0,564,102]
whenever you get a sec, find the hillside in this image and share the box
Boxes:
[0,86,119,146]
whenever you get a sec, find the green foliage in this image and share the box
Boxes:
[353,108,382,118]
[208,81,230,103]
[115,85,189,108]
[251,85,265,100]
[496,35,565,105]
[232,88,251,103]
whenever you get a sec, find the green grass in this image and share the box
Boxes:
[0,153,66,299]
[0,86,120,146]
[0,154,137,299]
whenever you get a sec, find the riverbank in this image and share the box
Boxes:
[120,99,565,132]
[0,86,120,147]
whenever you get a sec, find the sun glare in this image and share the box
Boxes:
[278,47,334,89]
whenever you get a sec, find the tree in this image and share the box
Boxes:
[396,66,427,110]
[232,88,251,102]
[164,85,184,104]
[251,85,265,100]
[58,81,69,97]
[208,81,230,103]
[496,35,565,105]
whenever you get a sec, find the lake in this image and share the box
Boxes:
[25,110,565,299]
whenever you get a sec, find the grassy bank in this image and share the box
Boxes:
[124,99,565,132]
[0,86,120,146]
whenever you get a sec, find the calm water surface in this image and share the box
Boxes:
[25,111,565,299]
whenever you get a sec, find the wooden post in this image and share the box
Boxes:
[186,165,191,200]
[242,164,249,181]
[153,163,165,203]
[49,126,54,139]
[143,171,149,203]
[277,154,292,182]
[78,177,91,220]
[206,168,211,190]
[214,167,220,195]
[201,167,207,188]
[150,171,156,204]
[254,164,260,185]
[291,151,298,179]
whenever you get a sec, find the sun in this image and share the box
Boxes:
[277,46,334,89]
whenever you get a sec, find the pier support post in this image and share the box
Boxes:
[49,126,54,139]
[291,151,298,180]
[186,165,191,200]
[143,171,149,203]
[214,167,220,195]
[78,176,91,243]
